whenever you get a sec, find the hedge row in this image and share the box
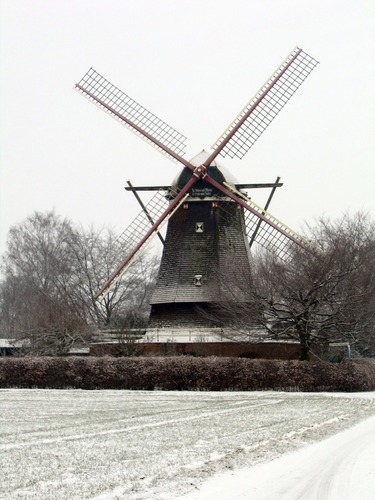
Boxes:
[0,356,374,391]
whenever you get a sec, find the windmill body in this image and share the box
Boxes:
[149,151,252,331]
[75,47,319,339]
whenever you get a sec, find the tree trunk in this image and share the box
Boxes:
[298,329,310,361]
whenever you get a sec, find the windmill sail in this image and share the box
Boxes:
[75,68,187,162]
[212,182,310,260]
[114,190,170,257]
[244,207,308,260]
[211,48,319,160]
[96,187,189,301]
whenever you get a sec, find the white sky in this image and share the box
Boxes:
[1,0,374,256]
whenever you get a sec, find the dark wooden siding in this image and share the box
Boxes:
[150,199,252,305]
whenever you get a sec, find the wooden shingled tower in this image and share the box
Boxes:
[75,47,318,336]
[148,151,255,329]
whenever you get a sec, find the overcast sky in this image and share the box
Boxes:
[1,0,374,256]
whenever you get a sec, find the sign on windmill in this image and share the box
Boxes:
[75,47,318,340]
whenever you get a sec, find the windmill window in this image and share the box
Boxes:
[195,222,204,233]
[194,275,203,286]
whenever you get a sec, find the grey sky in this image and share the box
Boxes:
[1,0,374,256]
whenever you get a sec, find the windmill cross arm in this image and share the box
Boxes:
[236,182,283,189]
[125,185,171,191]
[124,182,283,192]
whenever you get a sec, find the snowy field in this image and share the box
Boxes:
[1,389,374,500]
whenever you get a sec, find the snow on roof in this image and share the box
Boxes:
[170,150,238,188]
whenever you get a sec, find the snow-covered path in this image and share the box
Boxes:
[180,413,375,500]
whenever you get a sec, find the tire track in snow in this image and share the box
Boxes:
[1,399,284,451]
[297,417,374,500]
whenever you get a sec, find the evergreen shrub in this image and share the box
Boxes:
[0,356,374,391]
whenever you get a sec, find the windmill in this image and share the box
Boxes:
[75,47,318,337]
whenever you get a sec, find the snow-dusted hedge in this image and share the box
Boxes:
[0,357,374,391]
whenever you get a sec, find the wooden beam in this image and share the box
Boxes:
[124,182,283,192]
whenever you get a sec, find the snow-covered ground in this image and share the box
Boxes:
[1,390,374,499]
[180,400,375,500]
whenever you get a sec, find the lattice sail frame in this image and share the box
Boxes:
[114,189,171,258]
[75,68,187,161]
[96,187,187,301]
[211,47,319,160]
[207,185,310,261]
[243,204,307,261]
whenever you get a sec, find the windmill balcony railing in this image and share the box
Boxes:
[93,328,270,344]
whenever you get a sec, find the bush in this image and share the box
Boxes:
[0,357,374,391]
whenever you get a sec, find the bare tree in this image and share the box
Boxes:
[256,213,375,359]
[203,212,375,360]
[67,226,159,328]
[0,211,160,354]
[0,211,89,354]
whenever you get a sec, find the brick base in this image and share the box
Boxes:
[90,341,301,359]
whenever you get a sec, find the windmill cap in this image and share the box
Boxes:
[170,150,238,194]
